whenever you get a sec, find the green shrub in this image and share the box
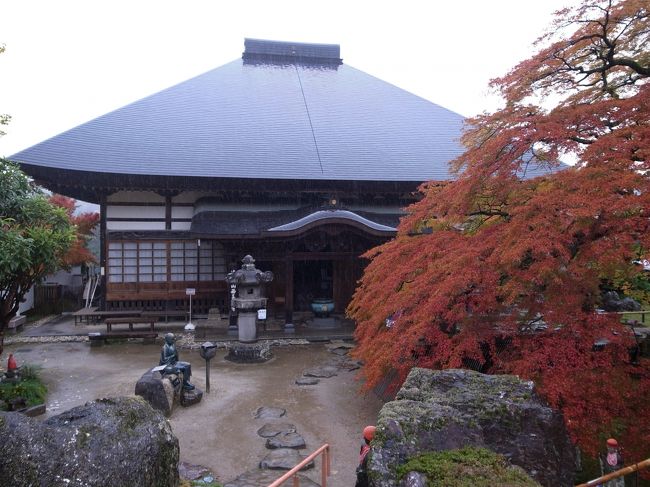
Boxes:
[0,364,47,410]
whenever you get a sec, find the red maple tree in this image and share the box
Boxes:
[349,0,650,463]
[48,194,99,266]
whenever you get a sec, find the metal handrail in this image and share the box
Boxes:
[576,458,650,487]
[267,443,331,487]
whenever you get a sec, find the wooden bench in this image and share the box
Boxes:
[74,309,142,325]
[88,331,158,346]
[73,306,99,325]
[104,316,156,333]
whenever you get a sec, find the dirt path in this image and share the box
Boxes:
[6,341,383,486]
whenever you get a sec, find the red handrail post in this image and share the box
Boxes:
[267,444,331,487]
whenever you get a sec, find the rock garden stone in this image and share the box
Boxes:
[295,377,320,385]
[135,367,179,417]
[0,396,179,487]
[368,368,575,487]
[181,387,204,407]
[254,406,286,419]
[224,468,319,487]
[303,365,338,378]
[179,461,211,481]
[266,432,306,449]
[257,422,297,438]
[259,448,314,470]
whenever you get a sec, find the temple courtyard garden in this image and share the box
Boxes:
[2,317,382,487]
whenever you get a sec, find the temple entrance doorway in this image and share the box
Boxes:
[293,259,333,311]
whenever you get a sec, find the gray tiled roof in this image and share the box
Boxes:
[190,206,401,236]
[12,40,467,183]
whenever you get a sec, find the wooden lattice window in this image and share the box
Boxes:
[108,241,168,283]
[199,241,227,281]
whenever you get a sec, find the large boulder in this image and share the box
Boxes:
[135,368,180,417]
[368,368,575,487]
[0,396,179,487]
[602,290,641,311]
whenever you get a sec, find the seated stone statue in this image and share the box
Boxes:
[159,333,194,390]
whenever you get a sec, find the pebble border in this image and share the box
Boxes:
[4,333,311,350]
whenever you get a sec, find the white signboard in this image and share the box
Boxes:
[257,309,267,320]
[186,288,196,296]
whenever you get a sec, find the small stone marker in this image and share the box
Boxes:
[259,448,314,470]
[257,423,297,438]
[266,432,306,450]
[254,406,286,419]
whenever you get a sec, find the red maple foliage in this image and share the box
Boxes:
[48,194,99,266]
[349,0,650,464]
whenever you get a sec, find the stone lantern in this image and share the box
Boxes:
[226,255,273,343]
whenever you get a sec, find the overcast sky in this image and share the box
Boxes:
[0,0,580,157]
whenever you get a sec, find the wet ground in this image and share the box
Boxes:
[5,339,383,486]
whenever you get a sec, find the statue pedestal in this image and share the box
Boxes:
[238,312,257,343]
[225,342,272,363]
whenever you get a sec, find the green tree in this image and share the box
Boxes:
[0,160,76,356]
[0,44,10,137]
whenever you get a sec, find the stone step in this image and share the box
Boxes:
[224,468,319,487]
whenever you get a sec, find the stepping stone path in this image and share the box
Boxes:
[257,423,296,438]
[254,406,286,419]
[266,432,307,449]
[225,343,359,486]
[224,405,317,486]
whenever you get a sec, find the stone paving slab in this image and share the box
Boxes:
[259,448,314,470]
[224,468,319,487]
[254,406,286,419]
[303,366,338,378]
[295,377,320,385]
[257,423,297,438]
[266,432,306,450]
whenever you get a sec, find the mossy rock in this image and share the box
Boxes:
[368,368,576,487]
[396,447,541,487]
[0,396,179,487]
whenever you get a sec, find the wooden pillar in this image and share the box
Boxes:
[99,193,107,310]
[165,195,172,230]
[284,257,294,330]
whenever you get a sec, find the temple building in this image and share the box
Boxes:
[11,38,468,324]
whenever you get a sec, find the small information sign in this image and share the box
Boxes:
[186,288,196,296]
[257,309,267,320]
